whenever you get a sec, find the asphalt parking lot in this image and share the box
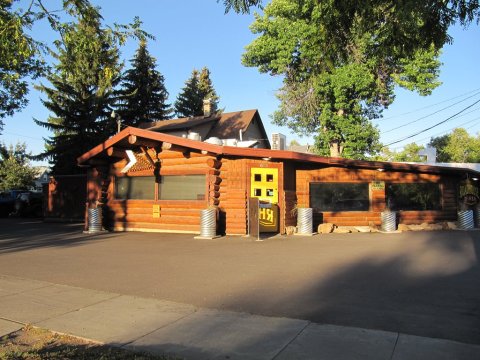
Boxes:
[1,218,479,345]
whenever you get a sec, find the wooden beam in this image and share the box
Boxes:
[106,147,125,158]
[128,134,159,148]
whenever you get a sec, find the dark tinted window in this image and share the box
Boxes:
[115,176,155,200]
[310,183,370,211]
[387,183,441,211]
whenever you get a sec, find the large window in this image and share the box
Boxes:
[387,183,441,211]
[159,175,206,200]
[310,183,370,211]
[115,176,155,200]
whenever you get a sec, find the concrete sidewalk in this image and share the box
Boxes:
[0,274,479,360]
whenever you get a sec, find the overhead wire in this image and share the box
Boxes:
[385,98,480,146]
[378,87,480,121]
[382,91,480,133]
[389,115,480,151]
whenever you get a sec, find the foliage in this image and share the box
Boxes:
[242,0,480,158]
[117,40,172,126]
[174,69,203,118]
[174,67,220,118]
[429,128,480,162]
[198,67,220,114]
[375,143,426,162]
[0,0,44,131]
[34,2,123,174]
[0,142,36,190]
[0,0,150,134]
[219,0,262,14]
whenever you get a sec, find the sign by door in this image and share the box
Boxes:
[250,168,279,232]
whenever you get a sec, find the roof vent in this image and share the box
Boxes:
[187,132,201,141]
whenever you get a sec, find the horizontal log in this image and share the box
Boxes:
[114,214,200,225]
[107,147,126,158]
[114,222,199,232]
[206,158,221,169]
[128,135,159,148]
[160,157,212,166]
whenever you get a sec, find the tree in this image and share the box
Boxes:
[242,0,479,158]
[117,40,172,126]
[374,143,426,162]
[174,69,203,118]
[198,67,220,114]
[174,67,220,118]
[0,142,36,191]
[1,0,148,134]
[218,0,262,14]
[0,0,44,131]
[34,3,122,174]
[429,128,480,162]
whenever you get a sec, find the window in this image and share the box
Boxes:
[254,174,261,182]
[159,175,206,200]
[387,183,441,211]
[310,183,370,211]
[115,176,155,200]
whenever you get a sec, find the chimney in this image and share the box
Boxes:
[203,98,212,117]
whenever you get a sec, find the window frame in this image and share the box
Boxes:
[309,182,371,212]
[114,171,208,202]
[386,182,443,211]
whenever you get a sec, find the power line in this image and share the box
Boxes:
[389,115,480,150]
[382,91,480,133]
[385,98,480,146]
[379,87,480,121]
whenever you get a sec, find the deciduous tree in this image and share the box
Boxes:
[429,128,480,162]
[242,0,479,158]
[0,142,36,191]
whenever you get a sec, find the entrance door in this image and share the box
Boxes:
[250,168,279,232]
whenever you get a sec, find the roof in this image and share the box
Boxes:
[139,109,270,147]
[77,126,480,178]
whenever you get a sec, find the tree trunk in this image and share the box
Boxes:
[329,140,343,157]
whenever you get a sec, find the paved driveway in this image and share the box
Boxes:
[1,219,479,344]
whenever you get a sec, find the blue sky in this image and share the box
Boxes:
[2,1,479,163]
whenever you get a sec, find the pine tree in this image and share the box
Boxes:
[198,67,220,114]
[174,69,203,117]
[174,67,220,118]
[118,40,172,126]
[34,5,122,174]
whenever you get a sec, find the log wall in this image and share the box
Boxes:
[219,158,285,235]
[296,166,459,227]
[100,150,217,233]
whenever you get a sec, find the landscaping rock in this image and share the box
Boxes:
[354,226,371,233]
[408,224,424,231]
[429,223,444,231]
[447,222,458,230]
[333,227,351,234]
[318,223,335,234]
[397,224,410,232]
[285,226,296,235]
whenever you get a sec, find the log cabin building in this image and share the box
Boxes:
[77,109,480,235]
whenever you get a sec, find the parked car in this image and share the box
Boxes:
[0,190,25,217]
[11,191,44,218]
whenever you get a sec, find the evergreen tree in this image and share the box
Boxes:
[174,69,203,117]
[118,40,172,126]
[34,4,122,174]
[198,67,220,114]
[174,67,220,118]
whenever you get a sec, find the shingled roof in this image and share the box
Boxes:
[139,109,270,148]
